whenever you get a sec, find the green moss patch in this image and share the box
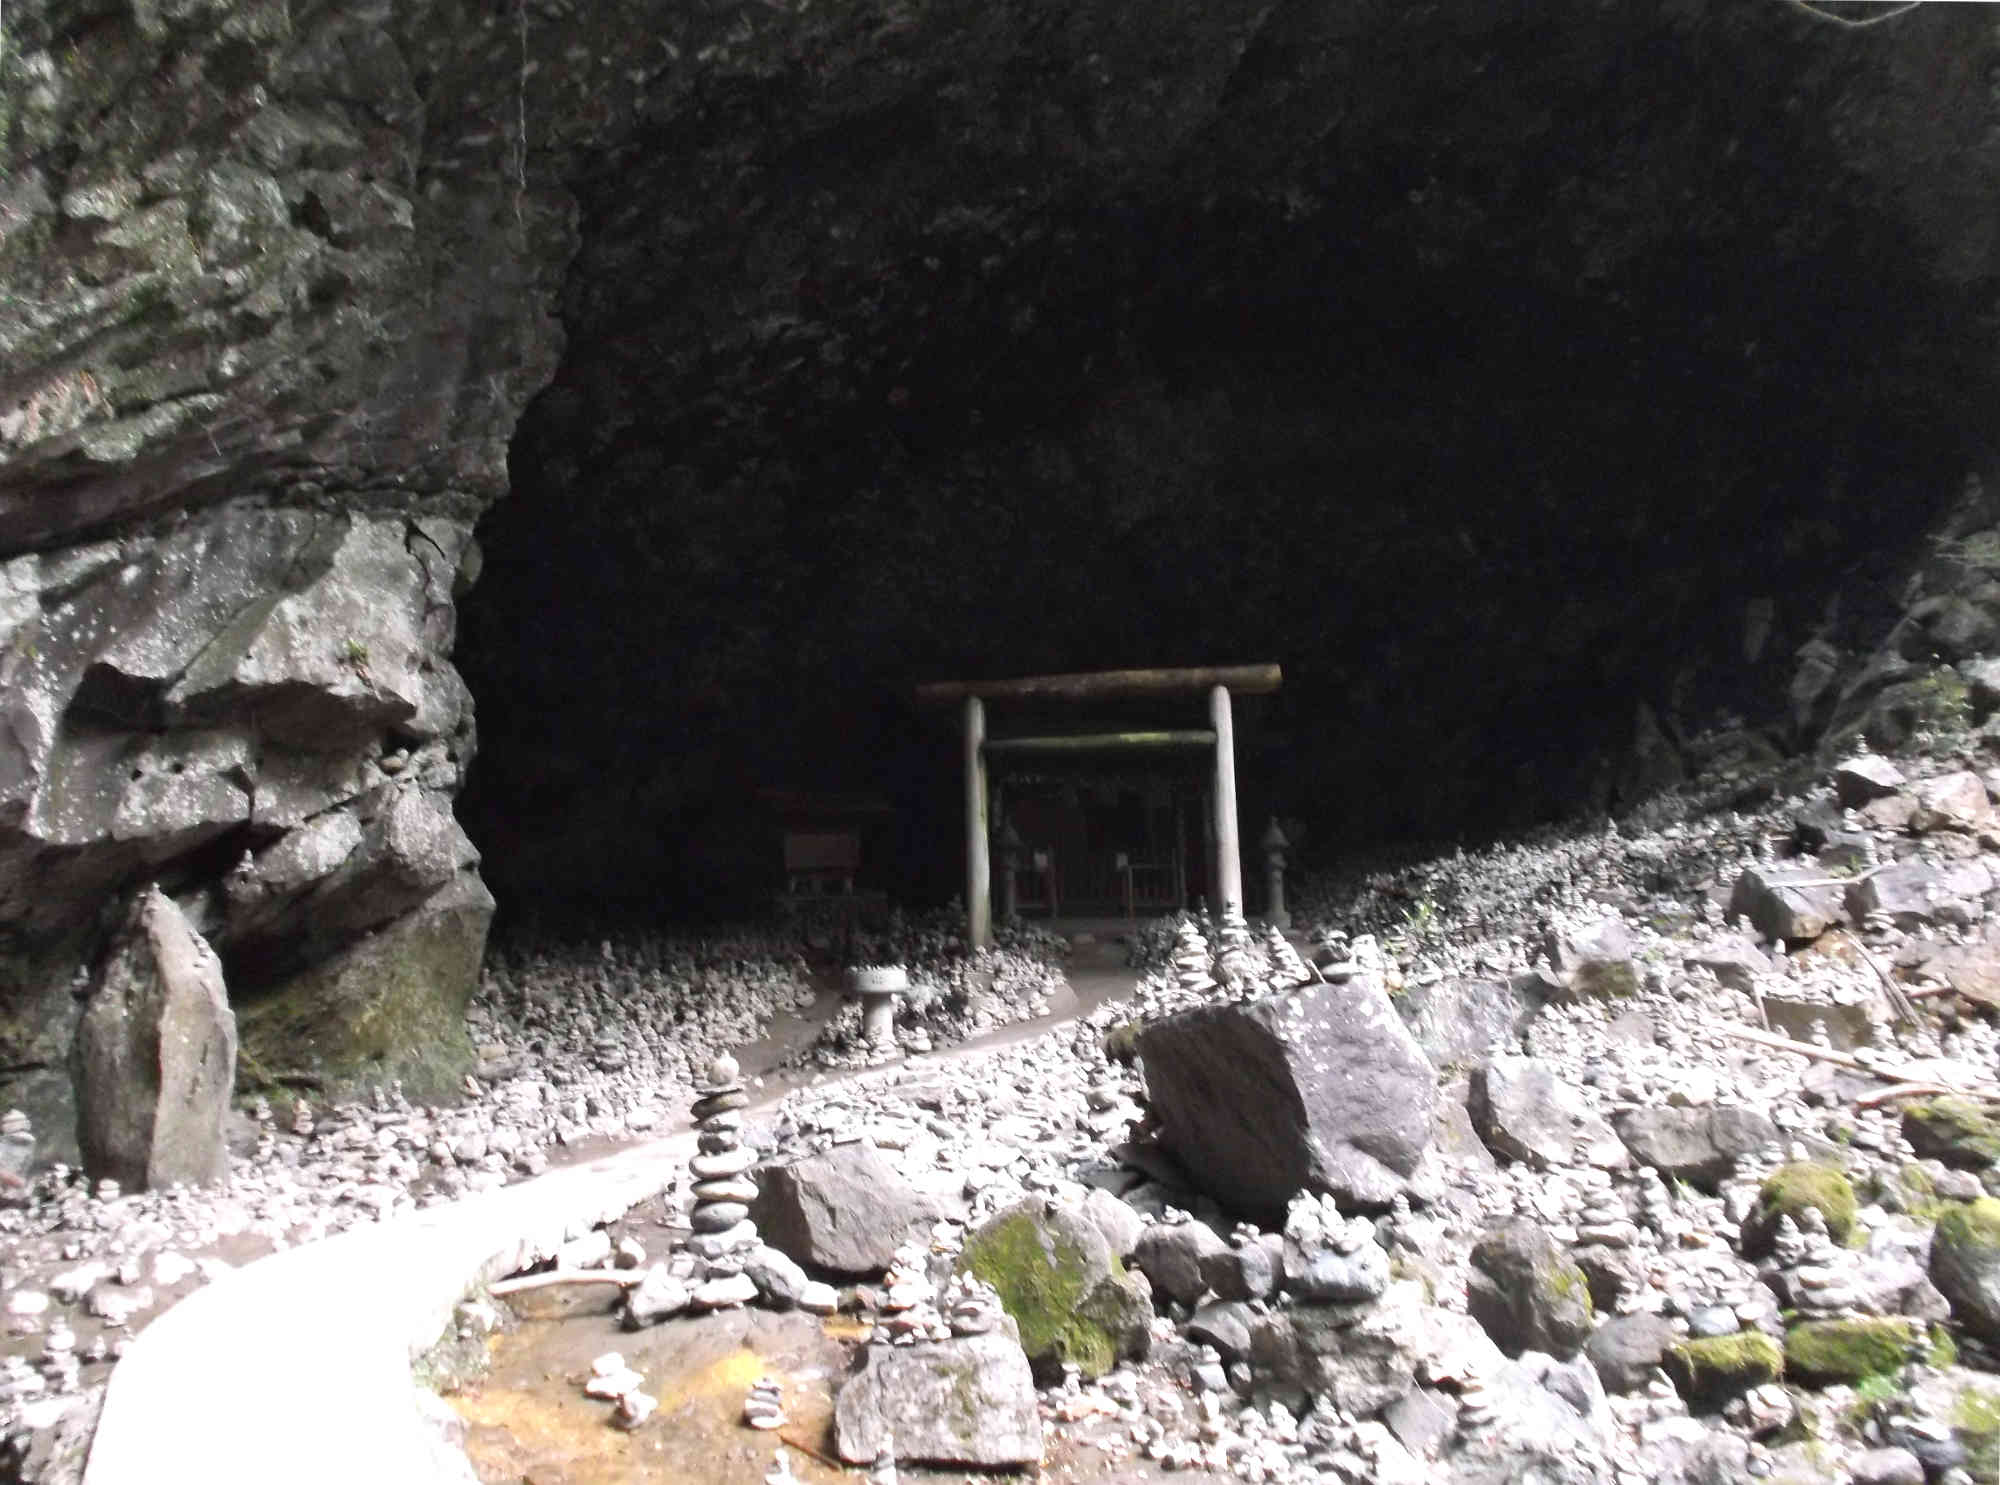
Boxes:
[1903,1098,2000,1170]
[1666,1333,1783,1410]
[1936,1196,2000,1255]
[1782,1318,1918,1386]
[960,1205,1128,1380]
[1751,1162,1857,1251]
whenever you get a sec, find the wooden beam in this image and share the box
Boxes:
[983,730,1217,754]
[915,664,1281,706]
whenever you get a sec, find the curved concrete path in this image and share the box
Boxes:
[83,942,1143,1484]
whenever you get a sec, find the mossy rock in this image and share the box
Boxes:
[1102,1021,1141,1065]
[1782,1318,1919,1386]
[1953,1385,2000,1480]
[1903,1098,2000,1170]
[958,1198,1150,1382]
[1742,1161,1857,1257]
[1665,1332,1784,1410]
[1929,1198,2000,1341]
[235,877,491,1105]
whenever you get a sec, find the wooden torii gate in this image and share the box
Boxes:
[914,664,1283,948]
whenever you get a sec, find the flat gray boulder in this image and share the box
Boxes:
[71,887,236,1192]
[1469,1057,1625,1171]
[1394,976,1532,1068]
[749,1140,938,1276]
[1136,976,1436,1222]
[1612,1106,1777,1190]
[834,1330,1041,1468]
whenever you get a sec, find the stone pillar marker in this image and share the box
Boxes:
[964,695,991,949]
[1262,816,1290,928]
[71,885,237,1192]
[1211,684,1242,919]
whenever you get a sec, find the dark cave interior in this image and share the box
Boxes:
[453,4,1995,931]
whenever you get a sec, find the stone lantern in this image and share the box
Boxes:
[1261,817,1290,928]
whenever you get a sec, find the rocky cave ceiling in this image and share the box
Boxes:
[455,0,2000,921]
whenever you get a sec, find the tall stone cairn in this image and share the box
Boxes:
[1171,921,1215,996]
[687,1052,761,1304]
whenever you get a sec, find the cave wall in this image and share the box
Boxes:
[465,0,2000,917]
[0,0,1995,1114]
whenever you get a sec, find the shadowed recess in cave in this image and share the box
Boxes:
[456,2,1992,926]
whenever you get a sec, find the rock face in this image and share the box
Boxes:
[750,1141,940,1277]
[1136,978,1437,1221]
[70,887,236,1191]
[834,1329,1042,1468]
[957,1199,1151,1381]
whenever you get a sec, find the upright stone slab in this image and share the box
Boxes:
[1135,975,1436,1221]
[834,1330,1042,1467]
[71,887,237,1191]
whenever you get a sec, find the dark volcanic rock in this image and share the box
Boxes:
[1467,1221,1594,1361]
[1136,978,1437,1222]
[1586,1312,1677,1395]
[1612,1105,1778,1189]
[71,887,236,1192]
[750,1141,940,1277]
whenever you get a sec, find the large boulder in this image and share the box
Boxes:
[834,1330,1041,1468]
[234,871,491,1104]
[71,887,236,1191]
[1135,976,1437,1222]
[1929,1198,2000,1341]
[1468,1057,1625,1171]
[957,1198,1151,1381]
[749,1141,940,1276]
[1263,1279,1502,1419]
[1393,976,1533,1069]
[1728,864,1846,944]
[1466,1221,1594,1361]
[1543,917,1638,998]
[1612,1105,1778,1189]
[1585,1312,1677,1394]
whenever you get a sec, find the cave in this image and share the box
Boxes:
[1,0,1998,1127]
[453,0,1997,930]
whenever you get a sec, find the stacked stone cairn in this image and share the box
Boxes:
[1771,1208,1866,1319]
[1281,1191,1390,1304]
[1172,921,1216,997]
[742,1376,786,1430]
[1214,910,1259,998]
[943,1273,1005,1336]
[876,1239,943,1343]
[1263,923,1314,988]
[687,1052,761,1309]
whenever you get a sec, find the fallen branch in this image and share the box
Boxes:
[1718,1022,2000,1101]
[776,1432,845,1469]
[488,1268,645,1297]
[1856,1082,1973,1111]
[1771,863,1894,891]
[1850,937,1920,1027]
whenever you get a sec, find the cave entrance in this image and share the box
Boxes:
[915,665,1282,946]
